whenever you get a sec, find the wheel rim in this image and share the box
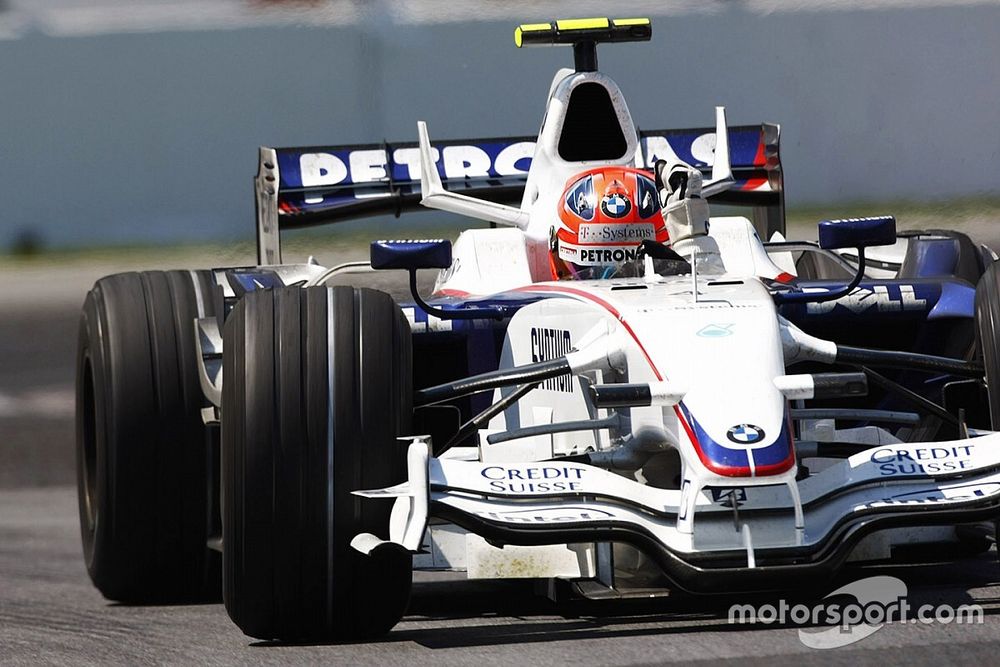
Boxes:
[80,358,98,531]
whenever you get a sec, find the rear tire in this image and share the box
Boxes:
[222,286,412,641]
[76,270,219,603]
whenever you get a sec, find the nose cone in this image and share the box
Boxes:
[679,404,795,478]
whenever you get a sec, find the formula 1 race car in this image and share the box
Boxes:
[76,18,1000,641]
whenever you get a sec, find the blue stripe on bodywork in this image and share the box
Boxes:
[928,281,976,320]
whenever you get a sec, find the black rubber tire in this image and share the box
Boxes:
[76,270,220,603]
[975,261,1000,428]
[222,286,413,641]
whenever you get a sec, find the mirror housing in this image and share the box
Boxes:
[370,239,452,271]
[817,216,896,250]
[369,238,508,320]
[773,215,896,306]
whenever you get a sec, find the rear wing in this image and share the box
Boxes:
[254,124,783,264]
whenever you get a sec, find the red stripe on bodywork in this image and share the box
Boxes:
[740,177,769,191]
[753,409,798,476]
[753,136,767,167]
[515,284,662,380]
[433,288,472,298]
[754,457,796,476]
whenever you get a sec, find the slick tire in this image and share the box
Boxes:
[222,286,413,641]
[975,261,1000,428]
[76,270,220,603]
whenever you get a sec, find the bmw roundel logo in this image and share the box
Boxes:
[727,424,765,444]
[600,193,632,218]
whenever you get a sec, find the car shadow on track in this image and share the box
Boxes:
[251,552,1000,650]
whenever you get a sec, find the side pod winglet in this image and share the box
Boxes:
[702,106,734,198]
[417,121,530,229]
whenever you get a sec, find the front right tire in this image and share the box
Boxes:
[976,260,1000,428]
[222,286,413,641]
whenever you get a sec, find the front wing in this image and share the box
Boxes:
[354,435,1000,593]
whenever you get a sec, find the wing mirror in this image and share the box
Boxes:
[369,239,508,321]
[370,239,452,271]
[773,215,896,305]
[817,216,896,250]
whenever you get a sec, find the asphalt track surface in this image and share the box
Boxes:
[3,254,1000,665]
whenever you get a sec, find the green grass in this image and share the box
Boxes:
[784,195,1000,239]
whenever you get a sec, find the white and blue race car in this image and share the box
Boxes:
[76,18,1000,641]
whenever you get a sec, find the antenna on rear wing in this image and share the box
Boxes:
[417,121,529,229]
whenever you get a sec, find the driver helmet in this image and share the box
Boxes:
[551,166,667,280]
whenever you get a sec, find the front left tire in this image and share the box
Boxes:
[76,270,220,603]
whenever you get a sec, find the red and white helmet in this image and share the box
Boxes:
[551,166,668,280]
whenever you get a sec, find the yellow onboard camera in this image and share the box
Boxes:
[513,17,652,71]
